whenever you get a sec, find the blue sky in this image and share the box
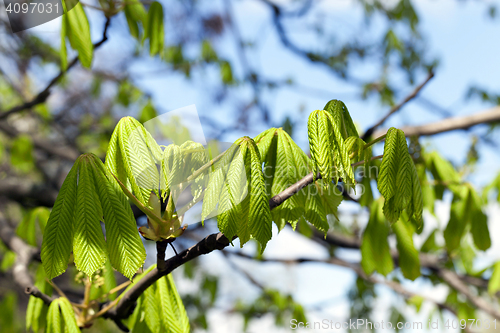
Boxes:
[126,0,500,186]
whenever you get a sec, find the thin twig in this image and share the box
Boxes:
[221,250,264,289]
[87,296,122,322]
[170,243,179,256]
[0,17,112,120]
[260,0,364,86]
[362,71,435,140]
[351,154,383,168]
[225,251,466,324]
[98,281,132,302]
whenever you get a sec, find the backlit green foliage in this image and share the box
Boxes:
[377,127,423,227]
[203,137,273,250]
[255,128,310,230]
[41,99,429,279]
[361,199,393,276]
[26,265,53,332]
[61,2,93,69]
[125,266,190,333]
[106,116,162,207]
[46,298,80,333]
[41,154,146,280]
[144,2,164,56]
[37,96,496,332]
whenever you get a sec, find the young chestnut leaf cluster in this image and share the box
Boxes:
[41,153,146,280]
[35,98,441,333]
[307,100,357,185]
[202,137,273,249]
[105,117,208,241]
[378,127,423,228]
[41,100,427,283]
[256,128,342,233]
[46,298,80,333]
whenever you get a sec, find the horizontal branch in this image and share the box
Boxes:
[373,106,500,138]
[315,230,500,320]
[225,250,461,319]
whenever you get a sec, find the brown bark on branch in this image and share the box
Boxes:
[0,217,55,306]
[373,106,500,138]
[0,18,111,120]
[225,250,462,320]
[106,232,232,322]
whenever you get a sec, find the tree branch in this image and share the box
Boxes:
[225,250,462,320]
[0,122,80,161]
[260,0,363,85]
[314,230,500,319]
[107,232,232,321]
[269,171,318,209]
[0,17,111,120]
[373,106,500,138]
[362,71,435,140]
[437,269,500,320]
[0,217,55,306]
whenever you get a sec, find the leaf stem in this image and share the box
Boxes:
[81,277,92,320]
[98,281,132,302]
[349,134,387,159]
[48,279,81,315]
[363,134,387,150]
[184,150,226,184]
[351,154,384,168]
[111,173,164,226]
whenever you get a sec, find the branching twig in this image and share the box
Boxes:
[315,229,500,321]
[226,250,458,312]
[224,249,475,333]
[106,232,232,322]
[362,71,435,140]
[0,17,111,120]
[221,250,264,290]
[260,0,363,85]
